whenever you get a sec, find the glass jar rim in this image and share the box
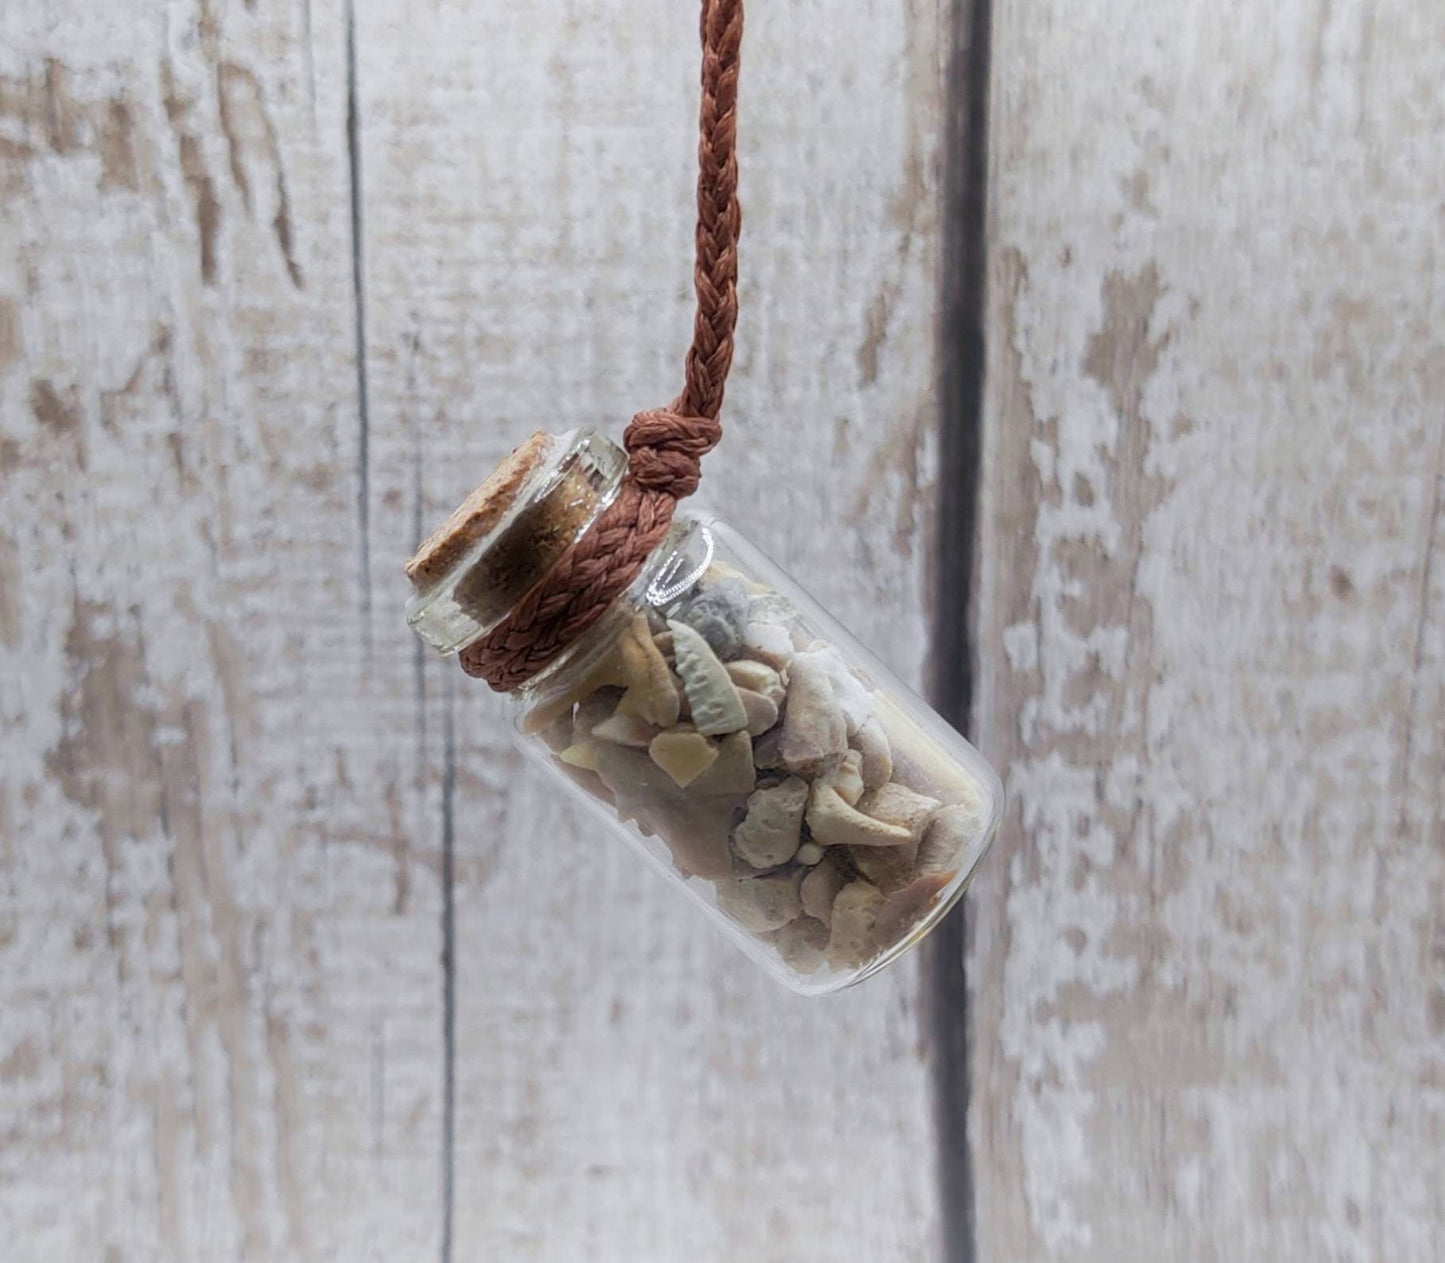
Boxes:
[406,427,627,654]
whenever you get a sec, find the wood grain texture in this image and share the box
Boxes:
[0,3,444,1259]
[3,0,961,1260]
[969,2,1445,1260]
[19,0,1439,1258]
[353,2,956,1259]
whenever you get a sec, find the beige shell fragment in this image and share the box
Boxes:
[826,881,886,970]
[736,687,780,737]
[726,659,786,704]
[779,653,848,777]
[874,691,981,799]
[794,841,824,867]
[851,716,893,789]
[806,782,914,849]
[799,855,848,925]
[857,782,941,845]
[522,642,631,734]
[648,729,719,788]
[818,749,865,806]
[916,803,984,876]
[616,614,681,728]
[689,730,756,796]
[591,712,662,747]
[668,619,748,735]
[559,741,601,771]
[851,792,957,901]
[715,870,804,933]
[849,841,921,894]
[775,916,830,975]
[741,621,794,671]
[873,871,955,946]
[732,776,808,868]
[592,743,740,879]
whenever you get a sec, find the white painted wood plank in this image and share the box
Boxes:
[970,1,1445,1259]
[0,3,444,1259]
[355,1,954,1258]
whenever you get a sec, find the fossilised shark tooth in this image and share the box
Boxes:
[615,613,681,728]
[805,781,914,849]
[668,619,748,735]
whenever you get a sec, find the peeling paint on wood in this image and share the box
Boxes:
[0,3,442,1259]
[356,1,954,1258]
[969,2,1445,1259]
[2,0,956,1259]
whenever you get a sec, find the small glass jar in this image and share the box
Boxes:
[407,428,1003,995]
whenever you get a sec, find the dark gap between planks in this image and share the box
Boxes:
[345,0,373,657]
[925,0,994,1261]
[412,1,994,1254]
[440,693,458,1263]
[343,4,455,1254]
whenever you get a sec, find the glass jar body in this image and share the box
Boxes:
[509,510,1003,995]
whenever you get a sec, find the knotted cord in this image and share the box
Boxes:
[461,0,744,690]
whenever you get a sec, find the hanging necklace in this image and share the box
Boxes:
[404,0,1002,994]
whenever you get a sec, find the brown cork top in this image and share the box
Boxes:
[405,431,554,591]
[404,428,628,653]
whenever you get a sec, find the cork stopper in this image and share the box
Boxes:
[405,428,628,654]
[405,430,554,590]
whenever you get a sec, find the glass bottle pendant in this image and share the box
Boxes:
[407,429,1003,994]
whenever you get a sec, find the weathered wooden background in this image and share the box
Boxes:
[969,2,1444,1259]
[0,1,1439,1261]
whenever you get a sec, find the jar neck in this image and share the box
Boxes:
[405,428,627,654]
[516,514,714,702]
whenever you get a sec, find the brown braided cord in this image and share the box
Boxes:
[462,0,743,690]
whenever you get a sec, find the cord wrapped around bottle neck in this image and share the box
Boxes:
[461,0,744,691]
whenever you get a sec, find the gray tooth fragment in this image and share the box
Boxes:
[669,619,749,735]
[674,576,749,659]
